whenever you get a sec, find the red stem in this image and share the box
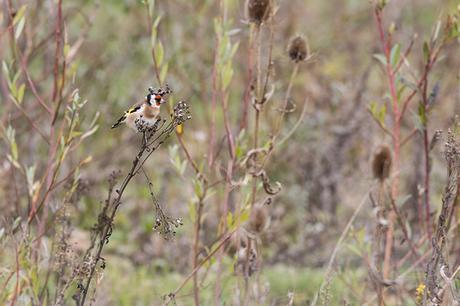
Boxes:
[375,6,400,280]
[239,26,254,131]
[51,0,63,102]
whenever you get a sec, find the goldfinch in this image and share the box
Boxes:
[112,85,171,132]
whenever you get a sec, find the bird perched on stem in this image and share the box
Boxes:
[112,85,171,132]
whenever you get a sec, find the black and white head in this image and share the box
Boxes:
[145,84,172,107]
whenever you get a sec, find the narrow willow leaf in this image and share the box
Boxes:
[148,0,155,17]
[151,26,157,47]
[431,20,441,43]
[423,42,430,63]
[15,16,26,40]
[390,44,401,67]
[160,63,168,84]
[12,5,27,25]
[156,41,164,66]
[373,53,387,66]
[418,104,427,126]
[17,83,25,104]
[11,140,18,161]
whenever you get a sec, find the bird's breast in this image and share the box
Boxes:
[143,105,160,118]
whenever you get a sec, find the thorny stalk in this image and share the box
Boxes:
[424,130,459,305]
[240,21,254,131]
[250,23,263,208]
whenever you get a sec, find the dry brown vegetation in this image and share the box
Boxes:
[1,0,460,305]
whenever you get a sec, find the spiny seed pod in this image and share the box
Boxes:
[287,35,308,63]
[372,145,392,181]
[248,205,269,234]
[247,0,272,25]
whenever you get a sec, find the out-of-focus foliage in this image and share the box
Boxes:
[1,0,460,305]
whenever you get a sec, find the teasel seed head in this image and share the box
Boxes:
[248,204,270,234]
[227,229,249,257]
[246,0,272,25]
[372,145,392,181]
[287,35,309,63]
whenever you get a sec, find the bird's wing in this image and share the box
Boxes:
[111,102,143,129]
[125,103,142,114]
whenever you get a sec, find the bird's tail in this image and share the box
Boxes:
[111,115,126,129]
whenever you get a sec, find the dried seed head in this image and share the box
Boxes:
[287,35,308,63]
[247,0,272,25]
[372,145,392,181]
[248,205,269,234]
[227,229,249,256]
[236,245,258,276]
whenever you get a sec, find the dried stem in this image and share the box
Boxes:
[78,104,190,306]
[374,5,400,280]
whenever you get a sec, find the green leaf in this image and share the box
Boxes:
[17,83,25,104]
[156,41,164,66]
[63,44,70,57]
[81,125,99,140]
[13,5,27,25]
[153,14,162,28]
[235,145,243,159]
[378,104,386,125]
[345,243,362,257]
[369,101,386,126]
[70,131,82,138]
[400,77,419,91]
[160,63,168,84]
[26,165,36,196]
[221,64,233,90]
[188,202,196,222]
[180,160,187,175]
[2,61,9,79]
[12,217,22,231]
[423,42,430,63]
[15,16,26,40]
[193,178,203,198]
[11,140,18,161]
[412,109,424,132]
[431,21,441,44]
[148,0,155,17]
[226,212,233,228]
[7,154,21,169]
[239,209,250,224]
[373,53,387,66]
[390,43,401,67]
[418,104,427,126]
[150,26,157,47]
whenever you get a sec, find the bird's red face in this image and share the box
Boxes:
[145,84,171,107]
[145,94,163,107]
[154,95,162,106]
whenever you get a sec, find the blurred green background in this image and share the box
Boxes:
[1,0,459,305]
